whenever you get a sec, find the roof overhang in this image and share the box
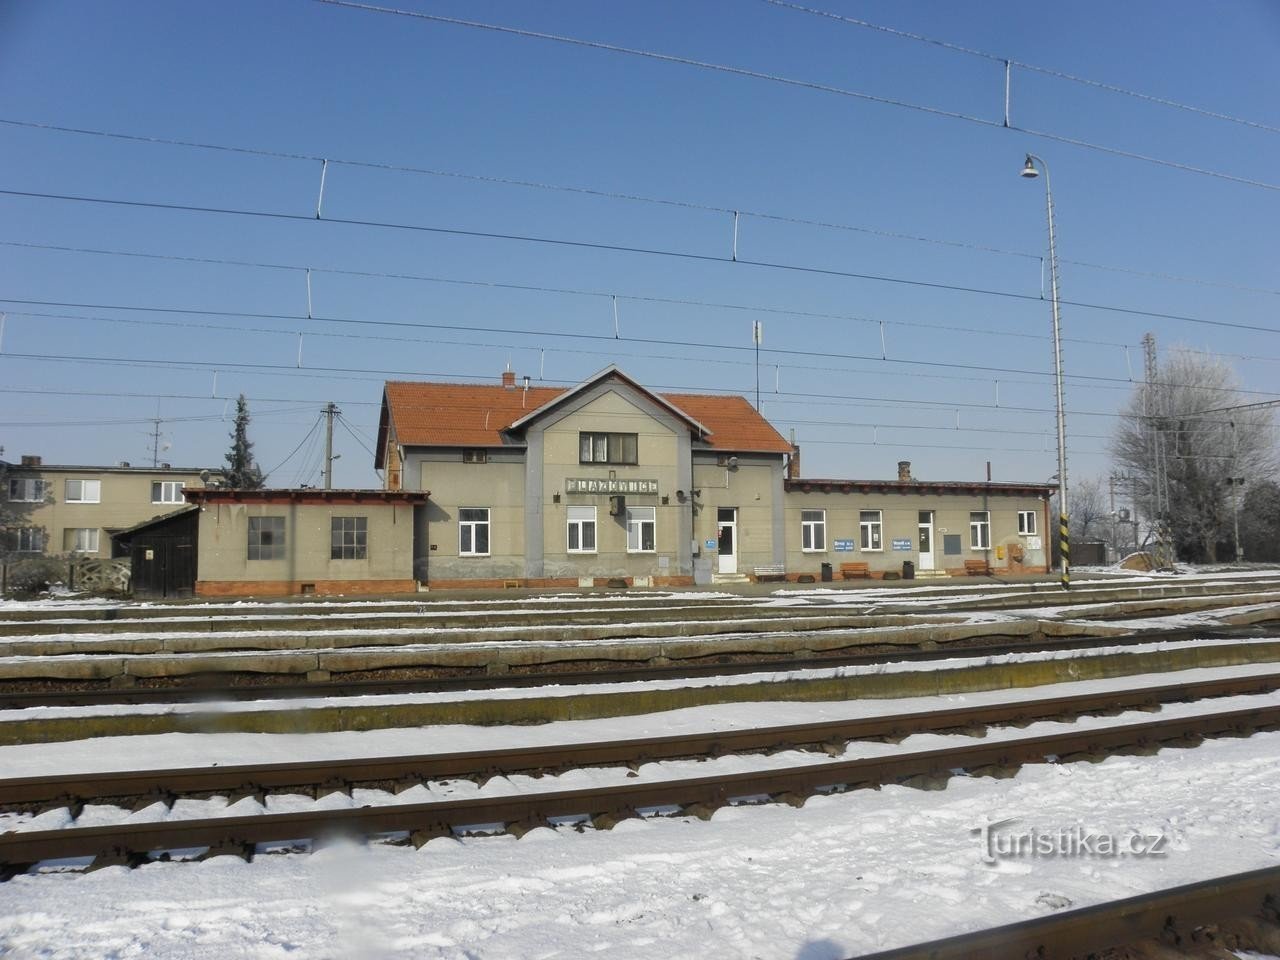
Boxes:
[185,488,431,506]
[785,478,1058,497]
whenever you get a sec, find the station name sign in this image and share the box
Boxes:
[566,478,659,495]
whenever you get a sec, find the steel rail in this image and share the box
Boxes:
[3,703,1277,877]
[854,864,1280,959]
[3,671,1277,811]
[0,623,1258,710]
[4,577,1278,633]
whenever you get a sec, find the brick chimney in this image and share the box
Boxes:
[20,455,42,466]
[897,460,912,482]
[788,443,801,480]
[501,369,516,389]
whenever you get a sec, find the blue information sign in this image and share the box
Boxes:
[833,539,855,552]
[892,538,913,551]
[705,539,717,550]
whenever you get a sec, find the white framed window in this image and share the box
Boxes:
[859,510,883,551]
[15,527,44,552]
[800,509,826,552]
[459,507,490,556]
[151,480,186,504]
[626,506,656,553]
[330,517,368,560]
[567,505,597,553]
[64,479,101,504]
[462,449,487,464]
[64,528,100,553]
[970,511,991,550]
[579,432,638,465]
[7,478,46,502]
[1017,510,1037,535]
[248,516,286,560]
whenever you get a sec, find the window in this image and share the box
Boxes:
[248,516,286,560]
[859,510,883,551]
[567,505,597,553]
[579,432,638,465]
[626,506,656,553]
[64,479,101,503]
[800,509,826,552]
[459,508,490,556]
[970,511,991,550]
[7,478,46,502]
[64,528,100,553]
[330,517,368,560]
[1017,510,1037,535]
[151,481,186,504]
[15,528,44,553]
[462,449,488,464]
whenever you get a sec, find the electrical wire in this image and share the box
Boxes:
[4,129,1273,297]
[762,0,1280,136]
[4,187,1275,337]
[307,0,1280,192]
[6,297,1279,400]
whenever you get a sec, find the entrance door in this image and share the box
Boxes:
[917,511,935,571]
[717,507,738,574]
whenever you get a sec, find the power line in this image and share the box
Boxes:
[307,0,1280,192]
[4,129,1272,298]
[3,188,1277,336]
[762,0,1280,137]
[9,298,1280,400]
[0,239,1136,349]
[263,411,324,481]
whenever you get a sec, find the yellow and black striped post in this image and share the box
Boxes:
[1059,512,1070,590]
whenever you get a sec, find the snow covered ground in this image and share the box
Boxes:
[1,727,1277,958]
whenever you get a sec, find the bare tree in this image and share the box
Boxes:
[1111,347,1277,562]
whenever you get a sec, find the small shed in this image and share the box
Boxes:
[110,506,199,599]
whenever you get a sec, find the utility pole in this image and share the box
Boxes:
[322,402,340,489]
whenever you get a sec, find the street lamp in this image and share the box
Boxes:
[1020,153,1070,589]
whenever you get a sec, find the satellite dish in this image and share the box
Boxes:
[200,470,211,483]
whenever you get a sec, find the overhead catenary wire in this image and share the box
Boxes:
[3,129,1274,298]
[6,294,1280,402]
[2,188,1276,337]
[2,347,1262,428]
[762,0,1280,137]
[306,0,1280,192]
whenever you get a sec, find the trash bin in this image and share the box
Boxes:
[820,562,833,582]
[902,560,915,580]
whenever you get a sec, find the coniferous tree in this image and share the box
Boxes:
[224,394,265,489]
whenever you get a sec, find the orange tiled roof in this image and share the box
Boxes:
[378,378,792,464]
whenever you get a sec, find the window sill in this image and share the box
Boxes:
[801,549,827,554]
[626,550,656,555]
[460,553,491,558]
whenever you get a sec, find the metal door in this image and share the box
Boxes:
[717,507,738,574]
[917,511,935,571]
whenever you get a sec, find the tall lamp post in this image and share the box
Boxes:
[1020,154,1070,589]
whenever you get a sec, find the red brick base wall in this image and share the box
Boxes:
[756,564,1051,584]
[195,579,419,597]
[422,576,697,590]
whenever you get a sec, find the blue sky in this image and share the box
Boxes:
[1,1,1277,491]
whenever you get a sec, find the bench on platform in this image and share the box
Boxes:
[753,564,787,583]
[840,562,871,580]
[964,559,992,576]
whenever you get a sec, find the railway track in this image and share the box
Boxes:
[3,671,1277,813]
[1,623,1273,709]
[857,864,1280,959]
[3,697,1277,879]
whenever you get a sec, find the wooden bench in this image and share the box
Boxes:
[964,559,992,576]
[753,564,787,583]
[840,562,871,580]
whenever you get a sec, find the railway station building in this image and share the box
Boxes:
[377,365,1054,588]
